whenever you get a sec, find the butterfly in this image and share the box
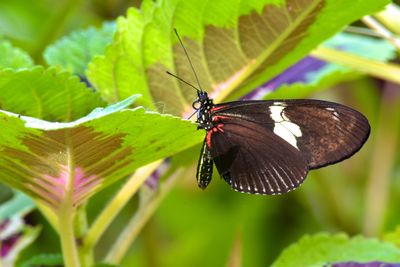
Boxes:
[170,29,370,195]
[193,92,370,194]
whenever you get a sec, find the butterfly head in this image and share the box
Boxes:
[193,91,214,131]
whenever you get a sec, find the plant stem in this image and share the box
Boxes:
[36,200,59,232]
[311,47,400,85]
[58,145,80,267]
[75,204,93,267]
[373,3,400,35]
[83,160,163,250]
[59,207,80,267]
[362,16,400,50]
[104,168,184,264]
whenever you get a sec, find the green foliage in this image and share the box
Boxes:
[0,67,106,122]
[0,0,398,267]
[88,0,389,115]
[20,254,64,267]
[0,39,34,69]
[44,22,116,75]
[272,233,400,267]
[266,32,397,99]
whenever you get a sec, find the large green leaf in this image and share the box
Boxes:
[0,39,34,69]
[44,22,116,76]
[87,7,157,109]
[0,66,106,122]
[87,0,389,115]
[0,96,202,211]
[272,233,400,267]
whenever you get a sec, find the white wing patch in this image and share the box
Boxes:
[269,105,302,149]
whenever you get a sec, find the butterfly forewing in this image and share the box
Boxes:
[209,120,309,194]
[211,99,370,170]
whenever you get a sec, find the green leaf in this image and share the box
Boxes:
[0,191,34,220]
[44,22,116,76]
[0,39,34,69]
[87,7,157,109]
[20,254,63,267]
[0,96,203,211]
[272,233,400,267]
[87,0,389,115]
[0,66,106,122]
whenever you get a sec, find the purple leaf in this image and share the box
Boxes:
[244,56,326,100]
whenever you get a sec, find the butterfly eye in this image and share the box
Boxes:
[192,100,201,110]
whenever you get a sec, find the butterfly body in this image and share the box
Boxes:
[193,91,370,195]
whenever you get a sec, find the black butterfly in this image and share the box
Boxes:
[170,29,370,195]
[193,92,370,194]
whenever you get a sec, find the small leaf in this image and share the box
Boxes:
[0,191,34,220]
[0,66,106,121]
[20,254,63,267]
[0,40,34,69]
[272,233,400,267]
[0,96,203,211]
[44,22,116,76]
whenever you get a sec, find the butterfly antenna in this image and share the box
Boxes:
[166,71,200,92]
[174,28,203,92]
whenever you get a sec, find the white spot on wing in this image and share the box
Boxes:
[269,105,302,149]
[281,121,302,137]
[273,123,299,148]
[270,106,285,122]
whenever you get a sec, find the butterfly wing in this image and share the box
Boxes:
[208,119,309,194]
[211,99,370,169]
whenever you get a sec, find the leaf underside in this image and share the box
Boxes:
[0,97,202,210]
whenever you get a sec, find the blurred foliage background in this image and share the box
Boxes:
[0,0,399,266]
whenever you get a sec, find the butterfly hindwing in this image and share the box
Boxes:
[208,119,309,194]
[211,99,370,169]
